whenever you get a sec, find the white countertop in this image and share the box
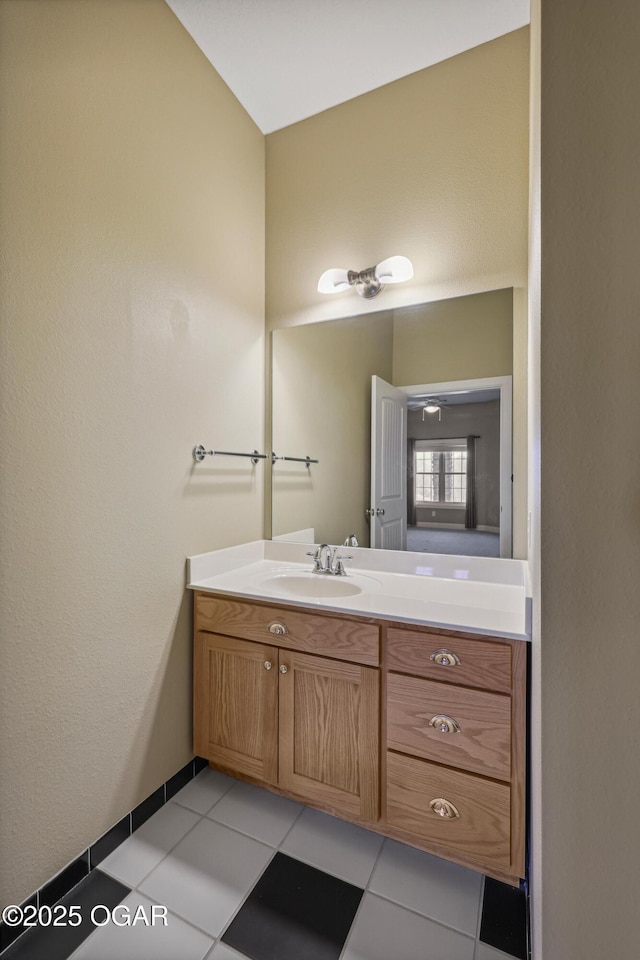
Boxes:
[187,540,531,641]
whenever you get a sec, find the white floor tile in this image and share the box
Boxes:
[138,818,273,937]
[206,781,302,846]
[342,893,475,960]
[69,892,213,960]
[171,769,236,815]
[475,944,520,960]
[99,802,201,887]
[280,807,384,887]
[369,838,482,935]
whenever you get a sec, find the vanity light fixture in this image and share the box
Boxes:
[317,255,413,299]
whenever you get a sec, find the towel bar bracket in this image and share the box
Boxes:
[193,445,266,465]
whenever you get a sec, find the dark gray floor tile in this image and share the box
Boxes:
[221,852,363,960]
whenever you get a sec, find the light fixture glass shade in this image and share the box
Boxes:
[374,255,414,284]
[317,268,351,294]
[425,404,440,413]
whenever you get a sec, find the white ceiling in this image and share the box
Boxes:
[165,0,530,134]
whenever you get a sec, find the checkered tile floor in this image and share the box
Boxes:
[3,769,527,960]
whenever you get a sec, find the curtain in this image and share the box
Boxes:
[465,435,477,529]
[407,438,416,527]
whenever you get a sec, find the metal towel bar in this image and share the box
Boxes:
[271,453,319,467]
[193,445,319,467]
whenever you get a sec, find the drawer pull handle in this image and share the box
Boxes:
[429,798,460,819]
[268,621,288,636]
[429,649,461,667]
[279,664,289,674]
[264,661,273,670]
[428,715,461,734]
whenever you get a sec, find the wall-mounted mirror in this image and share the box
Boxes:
[271,288,523,559]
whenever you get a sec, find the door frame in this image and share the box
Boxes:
[398,375,513,558]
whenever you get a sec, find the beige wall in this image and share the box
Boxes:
[527,3,542,954]
[538,2,640,957]
[266,31,529,558]
[0,0,264,907]
[391,289,513,385]
[272,314,393,547]
[266,29,529,332]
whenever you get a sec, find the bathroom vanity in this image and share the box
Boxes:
[188,541,529,886]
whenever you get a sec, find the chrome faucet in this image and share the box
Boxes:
[343,533,359,547]
[317,543,333,573]
[306,544,353,576]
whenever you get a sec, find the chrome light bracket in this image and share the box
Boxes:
[348,266,383,299]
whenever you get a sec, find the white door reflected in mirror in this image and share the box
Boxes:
[370,376,407,550]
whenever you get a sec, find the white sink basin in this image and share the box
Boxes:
[256,570,379,600]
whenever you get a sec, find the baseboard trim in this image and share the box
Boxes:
[414,522,500,533]
[0,756,209,956]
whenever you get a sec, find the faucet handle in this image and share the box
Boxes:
[306,545,324,572]
[333,557,353,576]
[331,551,353,576]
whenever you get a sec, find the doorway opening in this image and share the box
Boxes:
[370,376,512,558]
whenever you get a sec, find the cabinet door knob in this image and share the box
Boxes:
[279,664,289,674]
[428,715,461,734]
[429,648,461,667]
[264,661,272,670]
[429,798,460,819]
[268,621,288,636]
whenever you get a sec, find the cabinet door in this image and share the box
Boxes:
[194,632,278,784]
[278,650,379,822]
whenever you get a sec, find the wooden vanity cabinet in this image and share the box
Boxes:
[193,591,527,886]
[193,594,380,821]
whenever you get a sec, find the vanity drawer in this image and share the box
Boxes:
[387,674,511,779]
[195,593,380,666]
[386,751,511,869]
[386,627,511,693]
